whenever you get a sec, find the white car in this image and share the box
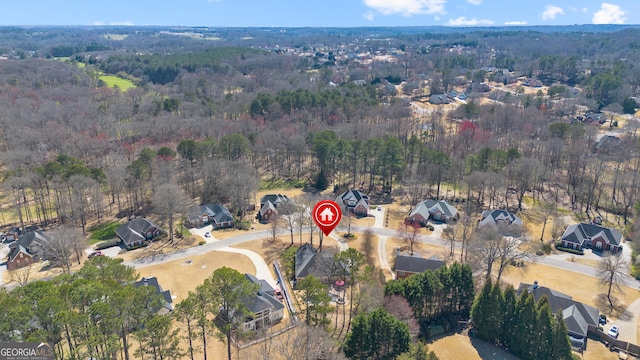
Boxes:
[204,232,211,238]
[608,325,619,339]
[376,206,382,211]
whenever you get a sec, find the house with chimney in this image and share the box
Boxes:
[257,194,292,223]
[336,189,369,217]
[517,281,599,350]
[409,199,457,225]
[560,223,622,253]
[6,230,50,270]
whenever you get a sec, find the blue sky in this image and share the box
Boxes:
[2,1,639,27]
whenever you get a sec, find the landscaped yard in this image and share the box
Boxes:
[87,221,122,244]
[136,250,255,303]
[501,263,640,321]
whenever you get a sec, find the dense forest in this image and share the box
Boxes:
[1,25,640,359]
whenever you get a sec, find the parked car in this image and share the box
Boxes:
[376,206,382,211]
[330,293,345,305]
[88,251,103,258]
[204,232,211,238]
[274,288,284,302]
[608,325,620,339]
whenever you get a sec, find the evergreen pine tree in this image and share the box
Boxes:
[535,299,554,360]
[471,279,493,341]
[490,282,505,344]
[501,285,518,350]
[551,310,573,360]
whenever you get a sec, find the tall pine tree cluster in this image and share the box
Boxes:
[471,280,573,360]
[383,263,475,335]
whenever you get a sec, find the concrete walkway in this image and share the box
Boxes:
[369,207,395,278]
[613,295,640,344]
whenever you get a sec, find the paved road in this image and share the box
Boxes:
[369,207,395,278]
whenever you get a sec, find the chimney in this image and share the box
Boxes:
[533,280,538,290]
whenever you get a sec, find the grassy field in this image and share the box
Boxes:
[99,74,136,91]
[87,221,122,244]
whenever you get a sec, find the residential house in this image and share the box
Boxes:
[516,282,599,349]
[186,203,234,229]
[595,135,621,154]
[133,277,174,315]
[429,94,450,105]
[560,223,622,253]
[336,189,369,216]
[394,251,446,279]
[584,113,607,125]
[115,218,163,250]
[478,209,523,228]
[5,227,21,242]
[409,200,457,225]
[294,243,335,287]
[241,274,285,331]
[6,230,50,270]
[522,79,543,87]
[257,194,292,223]
[458,92,468,100]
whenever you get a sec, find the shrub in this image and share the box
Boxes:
[198,240,206,246]
[427,225,435,231]
[235,221,251,231]
[554,243,584,255]
[95,239,121,250]
[541,242,552,255]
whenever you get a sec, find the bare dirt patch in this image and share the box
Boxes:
[136,251,254,303]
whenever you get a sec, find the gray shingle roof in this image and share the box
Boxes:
[133,277,174,313]
[115,218,162,247]
[561,223,622,247]
[410,200,457,219]
[8,230,50,261]
[295,243,334,279]
[516,283,599,338]
[395,254,445,274]
[244,274,284,313]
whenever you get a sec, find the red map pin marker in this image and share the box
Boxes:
[313,200,342,236]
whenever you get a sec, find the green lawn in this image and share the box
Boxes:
[88,221,123,244]
[98,75,136,91]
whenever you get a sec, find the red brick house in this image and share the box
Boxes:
[336,189,369,217]
[560,223,622,252]
[6,230,50,270]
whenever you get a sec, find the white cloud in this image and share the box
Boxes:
[364,11,375,21]
[467,0,482,5]
[446,17,494,26]
[542,5,564,20]
[363,0,446,16]
[109,21,135,26]
[504,21,527,25]
[593,3,627,24]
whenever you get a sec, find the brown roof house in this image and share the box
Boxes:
[336,189,369,217]
[560,223,622,253]
[394,251,446,279]
[6,230,50,271]
[116,218,163,250]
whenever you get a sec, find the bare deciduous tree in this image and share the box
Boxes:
[362,228,376,267]
[39,227,81,274]
[8,263,33,286]
[153,182,191,243]
[598,254,628,307]
[396,221,421,256]
[268,215,282,243]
